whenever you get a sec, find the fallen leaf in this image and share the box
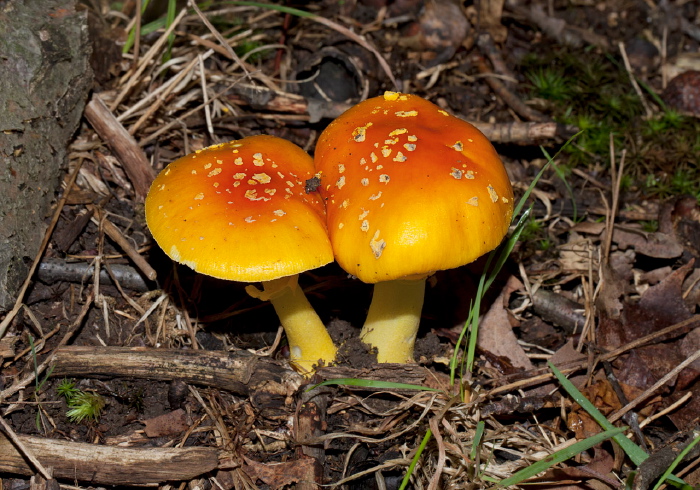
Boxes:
[478,276,533,371]
[243,456,318,488]
[143,409,189,438]
[567,380,621,439]
[598,261,695,349]
[614,229,684,258]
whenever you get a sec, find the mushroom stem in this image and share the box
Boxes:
[359,278,427,363]
[248,275,337,374]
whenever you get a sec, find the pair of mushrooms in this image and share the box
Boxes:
[145,92,514,375]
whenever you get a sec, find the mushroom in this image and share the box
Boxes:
[314,92,514,363]
[145,135,337,374]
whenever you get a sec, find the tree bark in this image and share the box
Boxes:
[0,0,93,311]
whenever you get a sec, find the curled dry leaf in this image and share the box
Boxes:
[477,276,533,371]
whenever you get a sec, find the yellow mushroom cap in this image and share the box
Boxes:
[145,135,333,282]
[314,92,514,283]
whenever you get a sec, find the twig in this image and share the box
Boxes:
[84,95,156,201]
[427,417,446,490]
[608,348,700,423]
[189,0,251,79]
[37,258,149,292]
[0,416,52,480]
[639,392,692,429]
[112,8,189,110]
[0,431,218,485]
[51,346,301,396]
[477,33,516,85]
[619,41,653,118]
[602,139,626,262]
[0,162,82,340]
[127,52,209,135]
[473,53,547,122]
[89,205,157,280]
[0,292,94,407]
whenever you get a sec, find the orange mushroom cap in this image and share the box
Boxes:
[314,92,514,283]
[145,135,333,282]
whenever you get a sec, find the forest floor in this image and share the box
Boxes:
[2,0,700,489]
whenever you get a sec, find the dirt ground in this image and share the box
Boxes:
[2,0,700,489]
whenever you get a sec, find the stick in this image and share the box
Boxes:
[608,348,700,423]
[51,346,301,395]
[473,53,548,122]
[89,205,157,280]
[0,431,218,485]
[84,94,155,201]
[0,417,52,480]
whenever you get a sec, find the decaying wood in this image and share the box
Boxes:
[84,94,155,201]
[470,121,577,145]
[631,427,700,490]
[473,53,548,122]
[0,432,218,485]
[52,346,302,395]
[29,474,59,490]
[38,258,149,292]
[532,289,586,334]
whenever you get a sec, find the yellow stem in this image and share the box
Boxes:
[359,278,427,363]
[253,276,337,375]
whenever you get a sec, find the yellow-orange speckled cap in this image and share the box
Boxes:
[145,135,333,282]
[314,92,514,283]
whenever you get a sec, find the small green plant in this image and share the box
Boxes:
[56,378,80,400]
[520,215,544,242]
[527,67,571,102]
[538,237,554,251]
[640,220,658,232]
[57,379,105,424]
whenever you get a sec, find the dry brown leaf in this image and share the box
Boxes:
[598,261,695,349]
[143,409,189,438]
[567,380,621,439]
[242,456,317,488]
[613,229,684,259]
[558,232,594,273]
[477,276,533,371]
[570,222,684,260]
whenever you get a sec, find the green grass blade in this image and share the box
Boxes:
[498,426,627,487]
[651,433,700,490]
[549,362,690,487]
[123,16,167,54]
[163,0,177,62]
[449,206,532,383]
[541,146,578,221]
[548,361,648,465]
[310,378,440,392]
[471,420,485,460]
[399,429,432,490]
